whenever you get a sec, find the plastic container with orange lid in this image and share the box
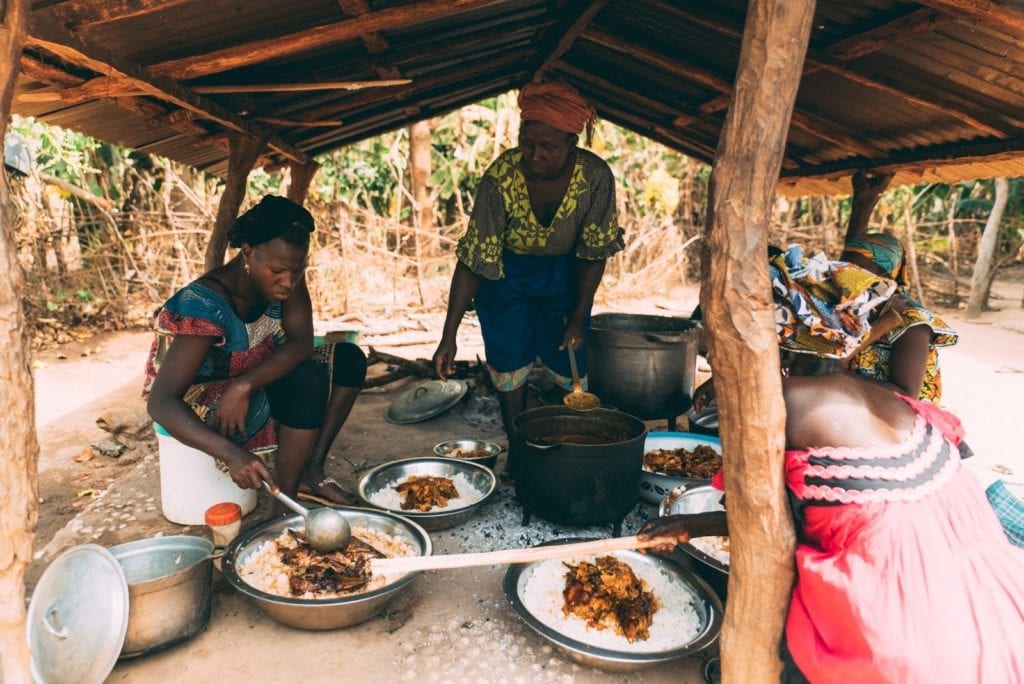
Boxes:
[205,502,242,548]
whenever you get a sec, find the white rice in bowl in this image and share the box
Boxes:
[688,536,730,567]
[368,473,484,512]
[238,528,415,600]
[519,555,702,653]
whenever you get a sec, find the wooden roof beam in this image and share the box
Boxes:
[19,53,83,87]
[336,0,404,80]
[25,16,309,165]
[532,0,610,82]
[45,0,192,30]
[910,0,1024,36]
[825,8,954,62]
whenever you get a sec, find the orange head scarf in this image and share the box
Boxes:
[518,82,597,145]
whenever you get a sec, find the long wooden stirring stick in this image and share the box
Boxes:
[370,535,680,574]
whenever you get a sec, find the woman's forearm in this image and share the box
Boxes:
[148,394,251,464]
[232,338,312,392]
[441,261,484,341]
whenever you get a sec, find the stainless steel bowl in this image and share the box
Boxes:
[221,508,431,630]
[357,457,497,531]
[433,439,502,469]
[659,483,730,589]
[640,432,722,504]
[504,540,722,672]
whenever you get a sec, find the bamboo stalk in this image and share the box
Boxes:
[370,535,679,574]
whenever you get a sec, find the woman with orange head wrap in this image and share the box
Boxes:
[432,81,623,471]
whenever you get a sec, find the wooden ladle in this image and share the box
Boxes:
[563,343,600,411]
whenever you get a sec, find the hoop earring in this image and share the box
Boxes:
[243,262,251,275]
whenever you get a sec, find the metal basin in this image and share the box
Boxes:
[588,313,701,420]
[357,457,497,530]
[222,509,431,630]
[108,535,213,658]
[504,540,722,672]
[659,483,729,600]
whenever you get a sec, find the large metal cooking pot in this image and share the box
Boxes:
[108,535,213,658]
[513,406,646,532]
[587,313,701,420]
[222,508,431,630]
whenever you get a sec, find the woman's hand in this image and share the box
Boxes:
[432,337,457,380]
[560,321,585,351]
[225,451,275,491]
[212,380,252,439]
[638,515,693,554]
[692,380,716,413]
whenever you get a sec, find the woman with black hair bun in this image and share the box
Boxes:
[144,195,365,509]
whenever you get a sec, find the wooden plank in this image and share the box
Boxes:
[254,116,343,127]
[555,62,683,119]
[151,0,503,81]
[18,53,83,87]
[788,110,884,158]
[0,0,37,677]
[194,80,411,94]
[532,0,610,82]
[45,0,192,29]
[25,16,310,165]
[912,0,1024,36]
[702,0,810,679]
[336,0,404,80]
[826,8,953,61]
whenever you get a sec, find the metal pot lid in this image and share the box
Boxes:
[27,544,129,684]
[385,379,467,424]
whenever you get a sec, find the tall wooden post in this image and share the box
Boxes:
[409,120,436,250]
[844,169,894,244]
[286,160,320,206]
[0,1,37,680]
[702,0,815,681]
[204,131,269,271]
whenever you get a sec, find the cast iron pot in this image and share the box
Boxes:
[587,313,702,420]
[513,406,646,531]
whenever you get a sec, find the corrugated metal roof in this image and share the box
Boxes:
[13,0,1024,195]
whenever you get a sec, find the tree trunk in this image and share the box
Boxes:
[409,120,436,252]
[844,170,893,244]
[204,131,269,271]
[702,0,812,681]
[286,160,320,206]
[0,1,37,680]
[966,177,1010,318]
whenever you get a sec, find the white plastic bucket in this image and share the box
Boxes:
[154,423,257,525]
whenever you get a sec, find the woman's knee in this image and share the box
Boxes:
[332,343,367,388]
[268,360,329,429]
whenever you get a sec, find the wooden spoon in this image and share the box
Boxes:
[369,534,680,574]
[563,343,600,411]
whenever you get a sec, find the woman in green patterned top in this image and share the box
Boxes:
[432,82,624,463]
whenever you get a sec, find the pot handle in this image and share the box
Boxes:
[643,332,682,344]
[525,439,560,451]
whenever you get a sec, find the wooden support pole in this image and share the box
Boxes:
[205,131,270,270]
[286,160,321,206]
[702,0,813,680]
[0,0,37,680]
[844,170,894,243]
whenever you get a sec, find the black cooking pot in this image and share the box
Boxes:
[513,406,646,532]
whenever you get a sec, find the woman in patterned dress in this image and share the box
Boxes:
[841,232,957,404]
[431,82,624,459]
[144,196,366,508]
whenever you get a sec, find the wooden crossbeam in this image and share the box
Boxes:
[911,0,1024,36]
[45,0,192,29]
[253,116,343,128]
[25,17,309,165]
[826,8,954,62]
[336,0,405,80]
[19,53,83,87]
[532,0,610,82]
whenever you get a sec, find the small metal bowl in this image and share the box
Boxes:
[222,508,431,630]
[433,439,502,469]
[640,432,722,504]
[356,457,497,531]
[504,540,722,672]
[660,482,729,600]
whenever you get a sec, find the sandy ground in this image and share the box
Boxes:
[25,280,1024,683]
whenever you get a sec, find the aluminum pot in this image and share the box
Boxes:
[587,313,701,420]
[513,406,646,530]
[108,535,213,658]
[659,483,729,601]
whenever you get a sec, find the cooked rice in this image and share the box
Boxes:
[520,555,702,653]
[368,472,484,512]
[689,536,730,566]
[238,528,415,600]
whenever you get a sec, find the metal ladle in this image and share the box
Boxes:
[563,342,600,411]
[262,481,352,552]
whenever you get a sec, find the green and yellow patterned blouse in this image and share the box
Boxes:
[455,148,624,279]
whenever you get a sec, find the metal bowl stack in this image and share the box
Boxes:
[504,541,722,672]
[221,508,431,630]
[433,439,503,470]
[659,482,729,600]
[357,457,497,530]
[639,432,722,504]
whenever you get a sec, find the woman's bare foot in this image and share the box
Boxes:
[298,473,357,506]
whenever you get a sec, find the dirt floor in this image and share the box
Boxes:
[25,279,1024,683]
